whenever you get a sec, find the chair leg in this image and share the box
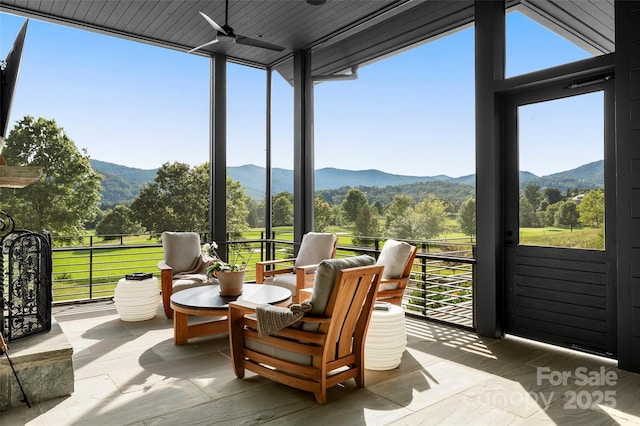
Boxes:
[161,277,173,319]
[314,391,327,404]
[162,297,173,319]
[355,367,365,388]
[228,305,245,378]
[355,350,365,387]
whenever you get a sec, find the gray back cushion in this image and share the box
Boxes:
[309,255,375,316]
[294,232,336,269]
[162,232,201,274]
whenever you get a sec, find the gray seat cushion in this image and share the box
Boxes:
[246,340,313,366]
[172,276,215,293]
[263,274,297,295]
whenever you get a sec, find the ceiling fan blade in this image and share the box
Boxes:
[188,38,219,53]
[198,11,227,35]
[235,35,285,52]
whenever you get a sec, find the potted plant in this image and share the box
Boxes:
[203,242,252,296]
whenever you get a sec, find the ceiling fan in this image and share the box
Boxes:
[189,0,285,53]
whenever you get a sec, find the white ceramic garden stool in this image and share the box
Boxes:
[114,277,160,321]
[365,303,407,370]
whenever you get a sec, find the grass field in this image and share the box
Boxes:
[519,225,603,249]
[48,223,600,303]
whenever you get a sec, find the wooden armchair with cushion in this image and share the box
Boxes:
[375,239,417,306]
[157,231,217,318]
[229,255,382,404]
[255,232,337,302]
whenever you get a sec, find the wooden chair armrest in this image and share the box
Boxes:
[157,261,173,283]
[157,261,172,272]
[256,258,296,283]
[377,275,409,306]
[380,277,405,285]
[377,288,404,297]
[157,261,173,318]
[256,258,296,267]
[293,264,321,302]
[295,263,319,273]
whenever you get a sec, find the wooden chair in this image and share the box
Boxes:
[297,240,417,306]
[157,231,215,318]
[255,232,337,302]
[229,255,382,404]
[375,240,418,306]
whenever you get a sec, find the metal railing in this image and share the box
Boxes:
[50,232,476,329]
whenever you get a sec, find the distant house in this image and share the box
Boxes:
[571,194,585,205]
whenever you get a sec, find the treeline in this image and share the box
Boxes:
[519,184,604,231]
[96,162,479,245]
[316,180,475,208]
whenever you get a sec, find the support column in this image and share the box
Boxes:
[615,0,640,372]
[293,49,315,245]
[210,54,227,257]
[474,0,505,338]
[265,67,273,250]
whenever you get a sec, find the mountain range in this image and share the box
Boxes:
[90,159,604,206]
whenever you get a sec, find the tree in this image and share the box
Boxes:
[131,162,208,233]
[523,184,543,211]
[130,162,249,234]
[246,198,263,228]
[96,206,144,239]
[415,196,448,239]
[544,187,563,205]
[578,189,605,227]
[272,192,293,226]
[538,199,549,212]
[226,176,250,234]
[341,188,368,224]
[519,196,537,227]
[314,195,333,232]
[85,208,106,230]
[0,116,102,235]
[457,197,476,237]
[384,194,416,239]
[353,204,382,246]
[371,200,384,215]
[556,201,580,231]
[545,202,562,227]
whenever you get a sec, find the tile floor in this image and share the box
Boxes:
[2,301,639,425]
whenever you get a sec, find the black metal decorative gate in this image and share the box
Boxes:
[0,211,52,342]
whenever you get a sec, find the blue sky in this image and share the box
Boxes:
[1,10,600,177]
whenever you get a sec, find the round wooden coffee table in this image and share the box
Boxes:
[170,284,291,345]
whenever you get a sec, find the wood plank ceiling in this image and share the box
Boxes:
[0,0,614,81]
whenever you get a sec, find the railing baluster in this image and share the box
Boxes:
[89,236,93,299]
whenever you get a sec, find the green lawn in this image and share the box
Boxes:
[519,226,603,249]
